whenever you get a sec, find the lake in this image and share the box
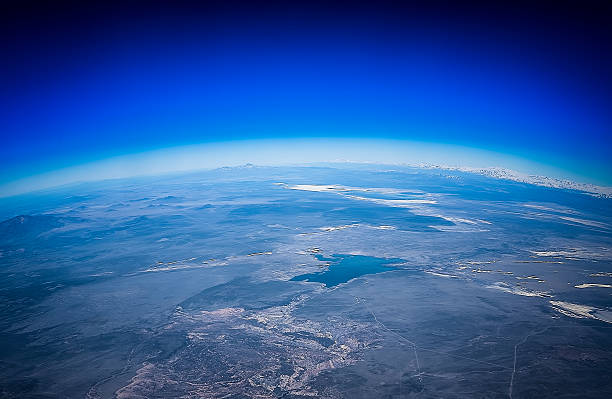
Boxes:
[291,254,402,287]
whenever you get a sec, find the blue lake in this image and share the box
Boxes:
[291,254,402,287]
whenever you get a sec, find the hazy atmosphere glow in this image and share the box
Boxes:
[0,139,570,197]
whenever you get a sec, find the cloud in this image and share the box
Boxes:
[550,301,612,323]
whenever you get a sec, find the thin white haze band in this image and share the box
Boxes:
[0,138,604,197]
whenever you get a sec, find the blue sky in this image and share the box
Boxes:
[1,1,611,190]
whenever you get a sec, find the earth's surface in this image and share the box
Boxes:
[1,164,611,398]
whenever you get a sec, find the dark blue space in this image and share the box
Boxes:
[1,0,611,184]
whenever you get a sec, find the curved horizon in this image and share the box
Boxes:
[1,138,609,198]
[2,2,612,195]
